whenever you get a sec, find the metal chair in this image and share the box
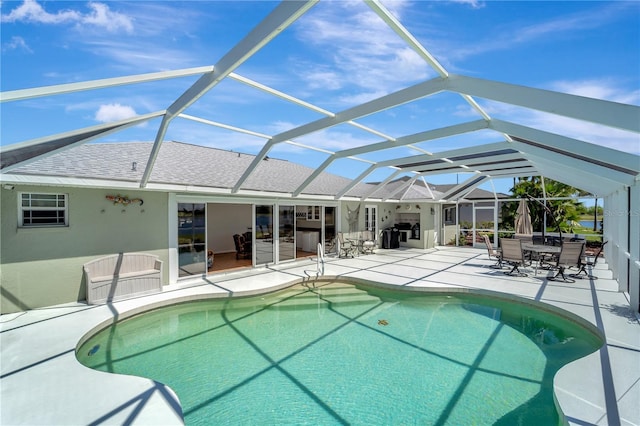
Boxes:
[500,238,529,277]
[548,241,585,282]
[482,234,503,269]
[572,241,607,280]
[337,232,357,258]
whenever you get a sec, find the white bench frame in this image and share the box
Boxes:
[84,253,163,304]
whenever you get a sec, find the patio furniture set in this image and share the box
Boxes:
[482,234,607,282]
[337,231,377,258]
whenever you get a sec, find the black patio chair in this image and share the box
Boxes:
[571,241,608,280]
[233,234,252,259]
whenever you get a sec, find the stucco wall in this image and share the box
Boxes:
[340,201,438,249]
[1,186,168,314]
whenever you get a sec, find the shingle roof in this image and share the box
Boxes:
[10,141,377,198]
[12,142,512,201]
[429,183,509,200]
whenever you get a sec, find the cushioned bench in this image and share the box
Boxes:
[84,253,163,304]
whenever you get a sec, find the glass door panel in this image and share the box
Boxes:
[324,206,336,254]
[279,205,295,262]
[178,203,206,277]
[255,204,274,265]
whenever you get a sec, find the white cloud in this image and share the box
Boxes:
[1,0,80,24]
[294,2,432,103]
[83,40,196,70]
[1,0,133,33]
[81,2,133,33]
[450,2,635,61]
[95,103,137,123]
[476,78,640,154]
[1,36,32,53]
[548,79,640,105]
[448,0,486,10]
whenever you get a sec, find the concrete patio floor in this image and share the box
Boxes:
[1,246,638,425]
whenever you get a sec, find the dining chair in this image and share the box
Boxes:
[500,238,529,277]
[482,234,503,269]
[337,232,356,258]
[572,241,607,280]
[548,241,585,282]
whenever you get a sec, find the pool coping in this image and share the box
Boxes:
[1,246,639,425]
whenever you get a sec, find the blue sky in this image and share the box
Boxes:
[1,0,639,196]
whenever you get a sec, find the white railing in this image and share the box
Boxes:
[304,242,325,280]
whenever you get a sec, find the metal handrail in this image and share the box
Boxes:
[304,242,325,281]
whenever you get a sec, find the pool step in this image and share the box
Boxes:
[270,285,380,310]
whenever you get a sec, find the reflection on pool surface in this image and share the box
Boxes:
[77,281,602,425]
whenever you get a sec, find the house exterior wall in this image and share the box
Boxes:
[0,185,168,314]
[340,201,438,249]
[1,185,444,314]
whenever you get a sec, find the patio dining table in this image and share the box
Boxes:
[522,243,561,275]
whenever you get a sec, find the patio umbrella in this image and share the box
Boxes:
[515,198,533,235]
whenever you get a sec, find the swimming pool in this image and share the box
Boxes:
[77,281,602,425]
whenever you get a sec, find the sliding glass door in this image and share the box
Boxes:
[255,204,274,265]
[177,203,206,277]
[324,206,336,254]
[279,205,295,262]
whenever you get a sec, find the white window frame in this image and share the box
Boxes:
[19,192,69,227]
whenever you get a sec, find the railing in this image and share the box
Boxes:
[304,242,325,281]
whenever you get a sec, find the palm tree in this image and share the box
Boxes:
[504,177,582,234]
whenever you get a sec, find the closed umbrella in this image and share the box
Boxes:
[515,198,533,235]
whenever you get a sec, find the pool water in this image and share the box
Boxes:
[77,282,602,425]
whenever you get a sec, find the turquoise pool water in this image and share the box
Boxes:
[77,282,602,425]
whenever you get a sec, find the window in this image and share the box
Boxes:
[444,206,456,224]
[20,193,68,227]
[307,205,321,220]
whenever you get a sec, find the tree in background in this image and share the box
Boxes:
[501,177,583,233]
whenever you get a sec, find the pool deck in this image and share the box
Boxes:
[1,246,639,425]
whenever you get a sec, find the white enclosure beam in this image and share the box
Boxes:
[450,76,640,133]
[367,1,496,125]
[440,175,488,201]
[270,77,447,145]
[381,175,420,202]
[142,0,317,188]
[229,73,397,141]
[361,169,405,201]
[0,66,214,103]
[233,76,448,192]
[535,162,619,196]
[293,120,489,196]
[517,145,628,193]
[366,1,448,78]
[179,114,271,139]
[380,141,515,170]
[334,164,378,199]
[0,111,165,171]
[334,120,489,159]
[491,119,640,178]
